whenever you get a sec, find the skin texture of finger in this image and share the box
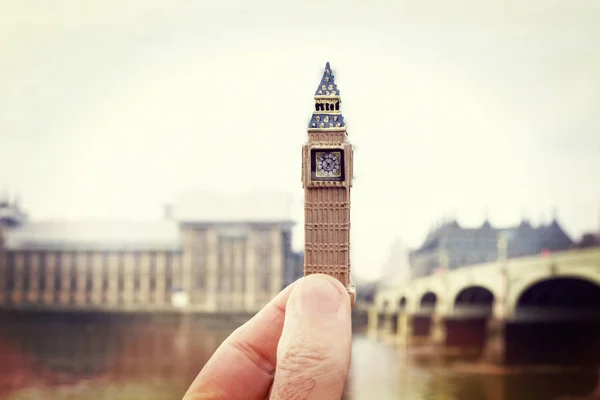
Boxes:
[182,281,298,400]
[270,274,352,400]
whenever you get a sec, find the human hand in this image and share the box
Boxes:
[182,274,353,400]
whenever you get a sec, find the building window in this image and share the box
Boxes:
[117,252,125,305]
[194,233,207,292]
[256,237,272,293]
[5,252,15,293]
[133,252,141,302]
[217,239,225,292]
[218,238,236,294]
[85,252,94,304]
[22,253,30,293]
[149,252,157,300]
[165,253,173,292]
[69,252,77,303]
[102,252,110,304]
[282,230,294,287]
[240,239,247,293]
[54,252,62,303]
[39,252,47,293]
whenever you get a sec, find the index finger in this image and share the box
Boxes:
[183,281,298,400]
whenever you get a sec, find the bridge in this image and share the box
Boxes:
[368,247,600,366]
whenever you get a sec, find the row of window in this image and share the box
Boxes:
[1,252,176,297]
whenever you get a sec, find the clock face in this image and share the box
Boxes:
[316,151,342,178]
[310,149,345,181]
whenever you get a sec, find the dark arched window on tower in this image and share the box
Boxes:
[315,103,325,111]
[335,101,340,110]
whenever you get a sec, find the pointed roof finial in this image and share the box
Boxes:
[314,62,340,97]
[451,208,458,221]
[308,62,346,131]
[551,206,558,221]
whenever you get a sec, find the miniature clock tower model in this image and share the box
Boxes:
[302,62,356,306]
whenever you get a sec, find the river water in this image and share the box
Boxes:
[0,312,599,400]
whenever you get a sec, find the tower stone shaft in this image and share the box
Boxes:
[301,62,356,306]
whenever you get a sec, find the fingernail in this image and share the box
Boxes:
[294,276,342,315]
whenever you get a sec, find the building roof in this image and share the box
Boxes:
[414,218,573,253]
[314,62,341,96]
[0,201,28,228]
[1,192,296,251]
[308,62,346,130]
[171,191,295,224]
[4,220,181,251]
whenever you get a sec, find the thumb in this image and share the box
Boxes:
[270,274,352,400]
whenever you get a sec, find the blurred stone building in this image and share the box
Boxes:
[380,239,411,285]
[575,232,600,249]
[0,192,301,313]
[409,218,574,278]
[284,251,304,288]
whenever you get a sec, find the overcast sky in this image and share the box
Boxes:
[1,0,599,281]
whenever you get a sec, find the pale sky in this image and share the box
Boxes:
[1,0,599,281]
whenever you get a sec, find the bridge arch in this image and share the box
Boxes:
[513,276,600,320]
[419,292,437,315]
[508,275,600,365]
[398,296,407,312]
[453,285,494,317]
[508,272,600,317]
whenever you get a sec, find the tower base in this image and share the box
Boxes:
[347,279,356,308]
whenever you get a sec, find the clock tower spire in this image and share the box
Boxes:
[302,62,356,306]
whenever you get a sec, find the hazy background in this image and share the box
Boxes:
[1,0,599,281]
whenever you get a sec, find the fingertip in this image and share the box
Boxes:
[290,274,345,315]
[303,273,348,296]
[292,274,352,315]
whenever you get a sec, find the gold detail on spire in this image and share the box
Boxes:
[324,116,329,122]
[333,116,338,121]
[316,116,321,121]
[320,122,325,128]
[325,76,330,82]
[328,84,333,90]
